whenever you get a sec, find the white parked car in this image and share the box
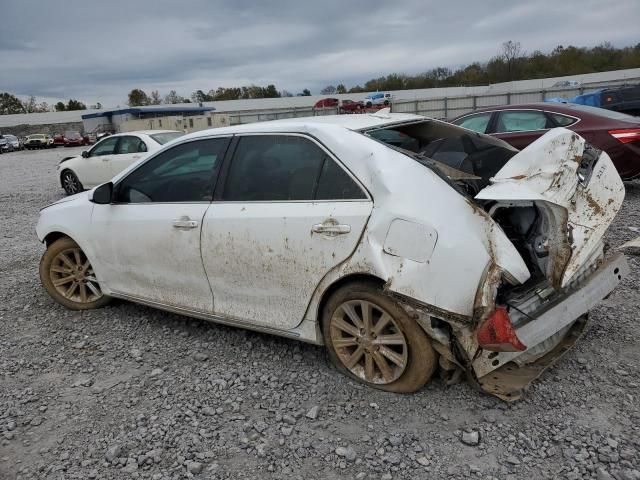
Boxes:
[57,130,183,195]
[36,112,632,399]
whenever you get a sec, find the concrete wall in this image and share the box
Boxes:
[0,122,84,138]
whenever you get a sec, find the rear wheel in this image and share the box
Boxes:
[39,237,110,310]
[322,282,437,393]
[61,170,83,195]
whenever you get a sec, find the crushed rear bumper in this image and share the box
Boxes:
[475,253,629,400]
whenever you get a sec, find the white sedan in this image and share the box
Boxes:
[36,112,632,399]
[57,130,183,195]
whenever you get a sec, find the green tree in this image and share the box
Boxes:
[55,101,66,112]
[66,99,86,110]
[0,92,24,114]
[336,84,347,94]
[301,89,311,96]
[127,89,149,106]
[263,84,280,98]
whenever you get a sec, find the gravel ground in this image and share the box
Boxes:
[1,147,639,480]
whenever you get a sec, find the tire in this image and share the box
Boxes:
[322,281,437,393]
[61,169,83,196]
[39,237,111,311]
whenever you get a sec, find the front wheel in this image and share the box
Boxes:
[39,237,111,310]
[322,282,437,393]
[61,170,83,195]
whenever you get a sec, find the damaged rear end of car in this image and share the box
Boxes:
[443,128,627,400]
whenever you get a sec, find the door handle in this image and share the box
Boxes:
[172,219,198,229]
[312,223,351,235]
[101,157,110,162]
[132,155,141,159]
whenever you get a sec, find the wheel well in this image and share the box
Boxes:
[315,273,385,343]
[43,232,69,247]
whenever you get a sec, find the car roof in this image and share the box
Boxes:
[109,130,181,137]
[180,112,426,140]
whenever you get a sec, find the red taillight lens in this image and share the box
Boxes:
[477,307,526,352]
[609,128,640,144]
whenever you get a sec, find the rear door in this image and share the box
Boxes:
[201,134,372,330]
[110,135,148,177]
[491,109,553,149]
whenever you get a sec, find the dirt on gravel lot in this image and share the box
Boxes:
[0,147,639,480]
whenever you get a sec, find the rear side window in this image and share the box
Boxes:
[549,112,577,127]
[316,158,366,200]
[454,113,492,133]
[117,136,147,154]
[222,135,365,201]
[496,110,552,133]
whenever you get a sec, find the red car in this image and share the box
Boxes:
[313,98,339,109]
[451,103,640,180]
[339,99,364,113]
[53,131,91,147]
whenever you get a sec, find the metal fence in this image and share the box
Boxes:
[391,78,640,119]
[229,106,338,125]
[221,77,639,126]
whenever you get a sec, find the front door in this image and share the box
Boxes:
[90,137,231,311]
[202,134,372,330]
[81,136,120,187]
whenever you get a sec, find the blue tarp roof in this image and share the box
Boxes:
[545,90,603,107]
[82,105,214,120]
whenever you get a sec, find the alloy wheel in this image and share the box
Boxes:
[62,172,79,194]
[330,299,408,384]
[49,247,102,303]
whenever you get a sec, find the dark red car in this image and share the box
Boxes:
[313,98,339,109]
[53,131,91,147]
[450,102,640,180]
[339,99,364,113]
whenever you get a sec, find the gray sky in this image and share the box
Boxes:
[1,0,638,107]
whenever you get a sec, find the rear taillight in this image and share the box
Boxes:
[477,307,526,352]
[609,128,640,144]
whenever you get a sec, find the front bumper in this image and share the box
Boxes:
[473,253,629,397]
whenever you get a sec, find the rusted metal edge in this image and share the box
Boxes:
[477,315,588,402]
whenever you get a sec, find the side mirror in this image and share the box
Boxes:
[90,182,113,204]
[81,150,89,158]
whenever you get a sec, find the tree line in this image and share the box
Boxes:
[0,93,95,115]
[2,41,639,115]
[332,41,640,93]
[126,85,312,106]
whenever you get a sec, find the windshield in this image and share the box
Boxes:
[565,103,640,122]
[65,131,81,139]
[150,132,184,145]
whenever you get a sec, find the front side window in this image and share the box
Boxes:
[115,138,229,203]
[496,110,552,133]
[222,135,365,201]
[90,137,119,157]
[454,113,492,133]
[117,136,147,154]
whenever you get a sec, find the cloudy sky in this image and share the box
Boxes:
[1,0,638,107]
